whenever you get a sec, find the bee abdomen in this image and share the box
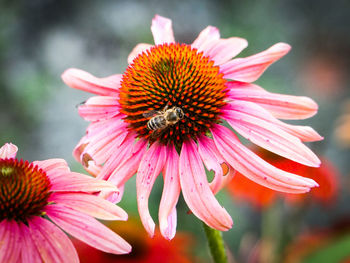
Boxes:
[147,116,166,130]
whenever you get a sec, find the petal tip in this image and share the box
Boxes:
[275,42,292,53]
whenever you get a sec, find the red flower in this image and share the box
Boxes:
[227,148,339,209]
[72,218,195,263]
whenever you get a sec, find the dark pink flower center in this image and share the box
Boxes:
[119,43,227,148]
[0,159,51,223]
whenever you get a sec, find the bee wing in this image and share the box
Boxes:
[143,110,159,118]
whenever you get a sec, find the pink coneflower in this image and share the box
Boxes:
[62,15,322,239]
[0,143,131,262]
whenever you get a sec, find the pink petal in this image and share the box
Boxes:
[46,204,131,254]
[0,220,21,263]
[179,139,233,231]
[198,135,233,194]
[29,216,79,263]
[62,68,121,96]
[82,128,128,168]
[78,96,120,122]
[223,101,321,167]
[78,119,129,167]
[151,15,175,45]
[200,37,248,65]
[192,26,220,49]
[128,43,154,64]
[99,138,148,202]
[18,223,42,263]
[33,159,70,179]
[211,125,318,193]
[159,144,181,240]
[0,143,18,159]
[137,142,167,237]
[96,132,139,180]
[220,43,291,82]
[48,192,128,221]
[99,185,125,204]
[50,171,118,193]
[226,81,319,120]
[226,84,322,142]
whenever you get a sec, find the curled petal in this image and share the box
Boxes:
[0,220,21,263]
[0,143,18,159]
[179,139,233,231]
[46,205,131,254]
[220,43,291,82]
[151,15,175,45]
[73,119,129,177]
[159,144,181,240]
[29,216,79,263]
[48,193,128,221]
[192,26,220,49]
[223,101,321,167]
[137,142,167,237]
[62,68,121,96]
[128,43,153,64]
[227,81,319,120]
[197,135,230,194]
[78,96,120,122]
[211,125,319,193]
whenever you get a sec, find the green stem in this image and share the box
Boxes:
[202,222,228,263]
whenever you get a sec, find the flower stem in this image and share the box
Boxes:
[202,223,228,263]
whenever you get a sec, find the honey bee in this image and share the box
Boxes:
[143,103,185,132]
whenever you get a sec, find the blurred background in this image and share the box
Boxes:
[1,0,349,262]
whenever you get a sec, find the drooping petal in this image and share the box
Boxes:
[200,37,248,65]
[0,220,21,263]
[29,216,79,263]
[46,204,131,254]
[50,172,118,193]
[48,192,128,221]
[179,139,233,231]
[62,68,121,96]
[82,128,129,168]
[226,81,319,120]
[220,43,291,82]
[151,15,175,45]
[159,144,181,240]
[79,119,129,167]
[99,138,148,202]
[0,143,18,159]
[96,132,139,181]
[137,142,167,237]
[128,43,153,64]
[19,223,42,263]
[78,96,120,122]
[192,26,220,49]
[211,125,319,193]
[198,135,233,194]
[222,101,321,167]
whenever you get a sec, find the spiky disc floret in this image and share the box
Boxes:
[120,43,227,147]
[0,159,51,222]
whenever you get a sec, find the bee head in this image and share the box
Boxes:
[175,107,184,119]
